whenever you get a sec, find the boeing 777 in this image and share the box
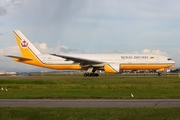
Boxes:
[7,30,175,77]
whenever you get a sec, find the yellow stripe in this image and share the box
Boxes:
[121,64,174,70]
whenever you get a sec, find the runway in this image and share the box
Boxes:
[1,99,180,108]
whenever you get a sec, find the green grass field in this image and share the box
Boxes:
[1,107,180,120]
[0,74,180,99]
[1,74,180,120]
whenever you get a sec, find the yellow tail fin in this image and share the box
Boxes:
[14,30,41,58]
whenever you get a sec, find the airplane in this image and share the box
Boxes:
[6,30,175,77]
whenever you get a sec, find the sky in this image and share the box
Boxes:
[0,0,180,72]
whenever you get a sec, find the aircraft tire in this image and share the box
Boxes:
[84,73,88,77]
[94,73,99,77]
[84,73,99,77]
[90,73,94,77]
[158,73,162,76]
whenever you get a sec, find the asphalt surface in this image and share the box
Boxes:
[1,99,180,108]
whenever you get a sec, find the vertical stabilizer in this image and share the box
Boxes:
[13,30,41,58]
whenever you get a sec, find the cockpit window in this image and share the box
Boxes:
[167,58,172,60]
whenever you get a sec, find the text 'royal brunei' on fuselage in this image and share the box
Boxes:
[6,30,175,77]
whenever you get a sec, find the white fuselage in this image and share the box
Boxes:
[38,54,174,65]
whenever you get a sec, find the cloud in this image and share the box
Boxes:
[0,43,170,56]
[0,45,20,55]
[0,33,4,36]
[0,32,7,36]
[141,49,167,56]
[33,42,86,54]
[101,50,123,54]
[0,5,7,15]
[0,0,23,16]
[0,45,20,71]
[39,43,47,50]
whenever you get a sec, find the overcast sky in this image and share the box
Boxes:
[0,0,180,72]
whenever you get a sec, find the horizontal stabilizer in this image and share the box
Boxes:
[6,55,33,61]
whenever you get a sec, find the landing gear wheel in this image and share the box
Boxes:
[84,73,88,77]
[158,73,162,76]
[83,73,99,77]
[94,73,99,77]
[90,73,94,77]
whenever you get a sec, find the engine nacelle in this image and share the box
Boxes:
[104,63,120,74]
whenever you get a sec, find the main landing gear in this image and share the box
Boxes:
[83,67,99,77]
[158,72,162,76]
[84,72,99,77]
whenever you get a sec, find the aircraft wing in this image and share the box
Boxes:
[6,55,33,61]
[50,54,103,66]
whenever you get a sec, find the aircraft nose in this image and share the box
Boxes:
[172,60,175,64]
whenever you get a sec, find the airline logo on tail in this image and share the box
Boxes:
[21,40,28,48]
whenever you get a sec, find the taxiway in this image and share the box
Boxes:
[1,99,180,108]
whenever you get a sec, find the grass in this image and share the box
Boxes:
[0,74,180,99]
[1,74,180,120]
[1,107,180,120]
